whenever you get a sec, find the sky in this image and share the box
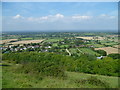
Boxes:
[2,2,118,32]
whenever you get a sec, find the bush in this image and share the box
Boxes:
[108,53,120,59]
[2,52,119,77]
[95,50,107,56]
[75,76,110,88]
[17,61,66,78]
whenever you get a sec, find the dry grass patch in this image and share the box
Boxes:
[8,40,44,45]
[95,47,119,55]
[1,39,18,44]
[76,37,104,40]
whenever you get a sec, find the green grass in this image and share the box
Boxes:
[87,44,104,48]
[66,72,119,88]
[69,48,100,56]
[0,66,2,89]
[21,38,33,40]
[53,43,58,46]
[69,48,78,54]
[2,64,119,88]
[79,48,100,56]
[45,38,64,42]
[60,45,69,48]
[100,40,118,46]
[93,44,104,48]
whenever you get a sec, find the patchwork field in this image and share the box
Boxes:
[95,47,119,55]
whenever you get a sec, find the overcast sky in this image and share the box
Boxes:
[2,2,118,32]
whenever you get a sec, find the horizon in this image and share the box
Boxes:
[2,30,118,33]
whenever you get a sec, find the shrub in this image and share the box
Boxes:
[95,50,107,56]
[108,53,120,59]
[17,61,66,78]
[75,76,110,88]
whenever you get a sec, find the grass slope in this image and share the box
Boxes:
[2,64,119,88]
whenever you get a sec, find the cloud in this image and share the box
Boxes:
[4,13,117,32]
[99,14,116,19]
[13,14,116,23]
[13,14,23,19]
[55,13,64,18]
[72,15,91,20]
[27,13,64,22]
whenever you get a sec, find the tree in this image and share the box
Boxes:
[107,53,120,59]
[95,50,107,56]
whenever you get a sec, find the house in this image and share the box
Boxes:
[15,48,18,51]
[45,46,51,49]
[97,56,104,59]
[23,47,27,50]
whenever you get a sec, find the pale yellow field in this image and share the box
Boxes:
[8,40,44,45]
[0,39,18,44]
[113,45,120,49]
[76,36,104,40]
[95,47,119,55]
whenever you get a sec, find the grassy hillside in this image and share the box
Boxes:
[2,64,119,88]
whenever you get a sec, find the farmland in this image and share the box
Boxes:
[1,32,119,56]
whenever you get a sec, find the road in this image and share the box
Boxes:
[66,49,71,56]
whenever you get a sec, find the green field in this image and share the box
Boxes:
[100,40,118,46]
[79,48,100,56]
[86,43,104,48]
[69,48,100,56]
[53,43,58,46]
[2,65,119,88]
[60,45,69,48]
[69,48,78,54]
[45,38,64,42]
[21,38,33,40]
